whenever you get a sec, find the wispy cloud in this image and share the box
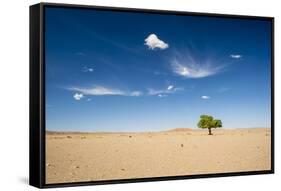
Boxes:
[144,34,169,50]
[68,85,181,99]
[153,71,167,76]
[167,85,174,90]
[230,54,242,59]
[82,66,94,72]
[171,59,224,78]
[148,85,183,97]
[218,87,230,93]
[130,91,143,97]
[73,93,84,100]
[158,94,167,98]
[76,52,86,56]
[79,25,143,55]
[201,95,210,99]
[170,51,227,78]
[68,86,142,97]
[69,86,125,96]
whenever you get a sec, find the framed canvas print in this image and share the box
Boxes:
[29,3,274,188]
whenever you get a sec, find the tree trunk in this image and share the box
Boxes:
[208,128,212,135]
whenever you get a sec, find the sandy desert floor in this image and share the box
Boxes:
[45,128,271,184]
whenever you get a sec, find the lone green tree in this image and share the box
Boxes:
[197,115,222,135]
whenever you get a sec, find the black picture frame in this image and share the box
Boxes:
[29,2,274,189]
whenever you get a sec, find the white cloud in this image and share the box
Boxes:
[147,89,163,96]
[68,85,181,98]
[73,93,84,100]
[158,94,167,98]
[68,86,142,97]
[148,86,183,97]
[69,86,125,96]
[130,91,143,97]
[167,85,174,90]
[230,54,242,59]
[201,95,210,99]
[144,34,169,50]
[83,66,94,72]
[171,58,224,78]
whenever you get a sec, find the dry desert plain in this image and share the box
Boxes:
[46,128,271,184]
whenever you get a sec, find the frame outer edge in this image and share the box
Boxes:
[31,2,275,188]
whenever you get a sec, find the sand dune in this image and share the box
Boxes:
[46,128,271,184]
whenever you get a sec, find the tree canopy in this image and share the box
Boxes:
[197,115,222,135]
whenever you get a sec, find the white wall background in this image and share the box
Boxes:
[0,0,279,190]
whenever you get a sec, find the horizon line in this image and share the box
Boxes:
[46,126,271,134]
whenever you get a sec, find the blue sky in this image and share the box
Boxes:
[45,7,272,132]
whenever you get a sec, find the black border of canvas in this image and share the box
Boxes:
[29,2,274,188]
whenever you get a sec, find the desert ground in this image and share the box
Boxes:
[46,128,271,184]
